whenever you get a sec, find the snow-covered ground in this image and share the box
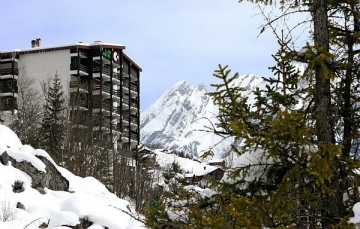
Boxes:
[153,149,220,175]
[0,125,144,229]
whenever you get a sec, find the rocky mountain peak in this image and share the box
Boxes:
[140,74,266,158]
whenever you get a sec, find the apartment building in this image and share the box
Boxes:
[0,38,141,153]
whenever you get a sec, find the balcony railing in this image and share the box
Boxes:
[123,113,138,124]
[70,81,88,91]
[70,49,88,57]
[130,131,138,141]
[70,63,88,73]
[114,72,120,80]
[123,72,130,78]
[70,98,88,108]
[94,118,114,128]
[93,67,112,76]
[130,100,139,109]
[123,97,130,104]
[130,84,138,93]
[2,103,17,110]
[113,88,120,96]
[123,79,130,86]
[114,106,121,114]
[93,102,110,110]
[93,84,111,94]
[122,129,130,138]
[122,115,129,123]
[130,116,138,125]
[0,85,18,94]
[0,68,18,75]
[102,103,111,111]
[103,68,111,76]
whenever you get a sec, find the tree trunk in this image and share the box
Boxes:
[312,0,340,228]
[313,0,333,145]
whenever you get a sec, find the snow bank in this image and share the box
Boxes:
[0,125,22,153]
[221,148,273,187]
[0,125,143,229]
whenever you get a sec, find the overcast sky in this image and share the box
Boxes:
[0,0,307,110]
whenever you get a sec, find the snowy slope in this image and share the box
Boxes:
[0,125,144,229]
[140,75,264,159]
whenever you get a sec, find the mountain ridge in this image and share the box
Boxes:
[140,74,265,159]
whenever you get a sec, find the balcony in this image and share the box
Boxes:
[2,97,17,110]
[93,67,120,84]
[70,63,88,76]
[130,131,138,142]
[122,97,130,106]
[130,84,138,93]
[114,106,121,115]
[122,81,130,93]
[122,112,138,128]
[130,99,139,109]
[122,129,130,142]
[0,85,18,94]
[114,72,121,81]
[122,113,130,126]
[95,67,111,76]
[93,102,110,112]
[0,57,18,63]
[93,118,115,131]
[123,72,130,79]
[70,49,88,58]
[93,84,110,98]
[113,72,121,85]
[70,81,88,93]
[113,88,121,96]
[0,68,19,79]
[130,84,138,98]
[70,101,88,111]
[93,56,111,65]
[130,116,138,125]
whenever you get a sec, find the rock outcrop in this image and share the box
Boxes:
[0,151,69,193]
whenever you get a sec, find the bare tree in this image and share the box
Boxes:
[10,67,42,147]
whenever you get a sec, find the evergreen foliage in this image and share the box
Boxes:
[40,72,66,163]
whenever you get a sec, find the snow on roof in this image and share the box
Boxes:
[0,125,143,229]
[154,149,204,173]
[208,158,224,163]
[194,165,222,177]
[0,42,125,54]
[0,41,142,72]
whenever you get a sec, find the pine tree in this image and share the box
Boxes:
[41,72,66,163]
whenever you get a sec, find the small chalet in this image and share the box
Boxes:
[184,173,195,184]
[207,159,226,168]
[188,165,225,188]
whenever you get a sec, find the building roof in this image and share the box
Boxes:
[0,41,142,72]
[208,159,225,163]
[0,42,124,54]
[194,165,223,177]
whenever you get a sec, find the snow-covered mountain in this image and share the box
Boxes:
[0,125,143,229]
[140,74,265,159]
